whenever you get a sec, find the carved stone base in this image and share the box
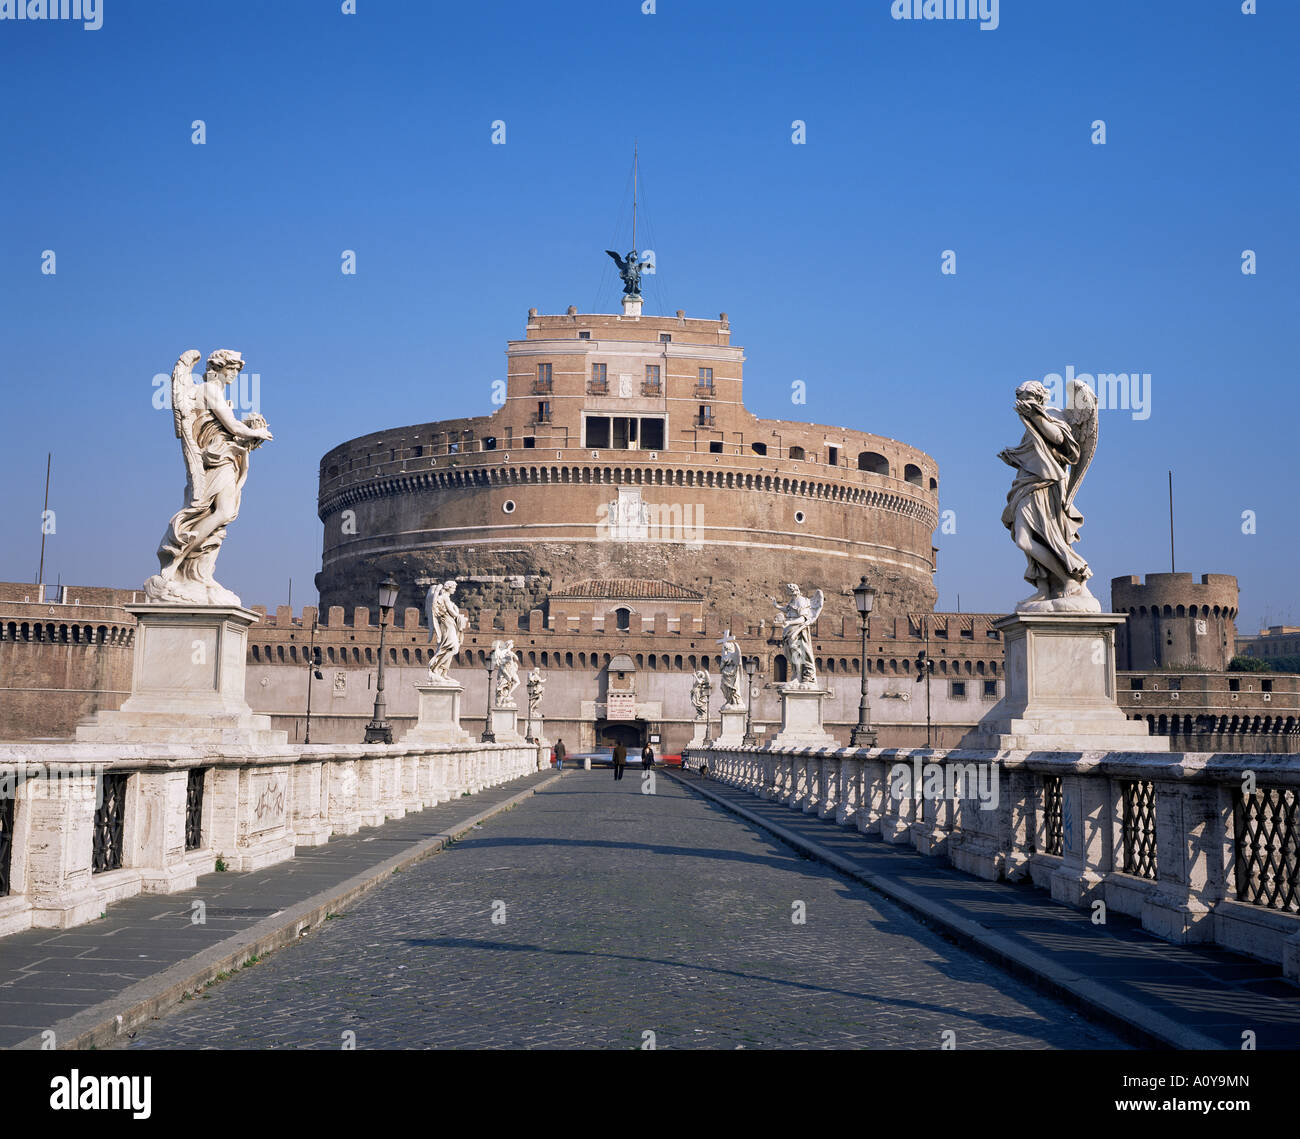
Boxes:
[489,706,523,742]
[689,720,709,748]
[404,682,475,747]
[769,686,836,749]
[77,605,286,748]
[963,612,1168,751]
[713,708,748,748]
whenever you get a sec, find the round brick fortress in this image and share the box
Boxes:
[316,307,940,627]
[1111,573,1239,671]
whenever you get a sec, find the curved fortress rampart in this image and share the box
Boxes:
[316,308,939,627]
[1111,573,1239,672]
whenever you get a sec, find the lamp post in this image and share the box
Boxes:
[481,659,496,743]
[915,648,935,749]
[850,576,878,748]
[742,655,758,746]
[304,616,323,744]
[363,576,399,743]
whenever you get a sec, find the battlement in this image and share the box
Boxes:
[1111,573,1239,614]
[524,307,730,346]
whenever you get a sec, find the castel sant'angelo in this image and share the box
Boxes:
[316,296,940,630]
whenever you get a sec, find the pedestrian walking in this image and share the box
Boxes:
[553,738,566,772]
[641,743,654,770]
[613,740,627,781]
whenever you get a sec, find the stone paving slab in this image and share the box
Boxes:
[670,771,1300,1050]
[0,770,557,1049]
[119,771,1126,1050]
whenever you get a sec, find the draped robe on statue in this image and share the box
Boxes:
[1000,411,1090,590]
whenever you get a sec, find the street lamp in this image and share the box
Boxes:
[363,576,399,743]
[742,655,758,746]
[303,616,323,744]
[850,576,878,748]
[481,657,496,743]
[915,648,935,749]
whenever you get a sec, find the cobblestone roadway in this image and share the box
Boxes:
[126,772,1125,1049]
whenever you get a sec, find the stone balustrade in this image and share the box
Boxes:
[692,743,1300,983]
[0,738,541,938]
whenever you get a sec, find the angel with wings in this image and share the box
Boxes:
[772,584,824,686]
[998,378,1100,613]
[491,639,521,707]
[425,580,468,681]
[145,349,273,606]
[605,248,650,297]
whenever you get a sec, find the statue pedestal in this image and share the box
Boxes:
[963,613,1169,751]
[77,605,286,747]
[404,682,475,747]
[689,719,710,748]
[713,707,748,748]
[769,686,836,750]
[621,295,642,317]
[489,705,523,743]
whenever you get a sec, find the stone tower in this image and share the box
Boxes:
[1110,573,1239,672]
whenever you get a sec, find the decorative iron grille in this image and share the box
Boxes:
[1040,775,1063,856]
[1234,786,1298,913]
[185,768,207,852]
[0,792,14,897]
[92,773,128,874]
[1121,779,1158,880]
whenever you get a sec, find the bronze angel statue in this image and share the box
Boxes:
[605,248,651,297]
[997,378,1100,613]
[144,349,273,606]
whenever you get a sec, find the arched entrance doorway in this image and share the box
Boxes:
[595,718,645,750]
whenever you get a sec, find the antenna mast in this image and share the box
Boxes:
[632,140,638,252]
[1168,470,1175,574]
[36,452,50,586]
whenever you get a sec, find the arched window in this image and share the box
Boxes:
[773,655,788,683]
[788,446,805,461]
[751,442,767,456]
[614,607,632,632]
[858,451,889,476]
[904,463,923,487]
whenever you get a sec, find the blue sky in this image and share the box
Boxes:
[1,0,1296,629]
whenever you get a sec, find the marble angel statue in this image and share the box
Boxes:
[144,349,273,606]
[491,639,520,707]
[717,631,743,708]
[690,669,711,720]
[425,580,469,681]
[997,378,1100,613]
[772,584,823,686]
[527,668,545,718]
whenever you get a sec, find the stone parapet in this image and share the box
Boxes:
[688,743,1300,983]
[0,736,540,939]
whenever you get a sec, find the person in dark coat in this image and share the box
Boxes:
[641,743,655,770]
[553,739,566,772]
[612,740,627,780]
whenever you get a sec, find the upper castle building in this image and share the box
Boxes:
[316,304,941,628]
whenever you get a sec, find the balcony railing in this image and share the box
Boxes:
[529,411,552,426]
[694,384,716,398]
[587,380,609,396]
[696,413,715,427]
[531,379,553,395]
[642,381,663,397]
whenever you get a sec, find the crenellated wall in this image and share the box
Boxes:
[1111,573,1239,671]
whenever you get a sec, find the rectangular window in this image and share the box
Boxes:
[1229,678,1241,692]
[1167,677,1182,691]
[578,331,591,339]
[983,680,998,698]
[951,681,967,698]
[659,333,671,343]
[1262,679,1274,692]
[585,416,611,449]
[698,367,713,387]
[640,417,664,450]
[523,436,535,448]
[1130,678,1144,690]
[412,445,423,457]
[592,363,607,382]
[827,445,838,466]
[709,440,723,453]
[537,363,552,383]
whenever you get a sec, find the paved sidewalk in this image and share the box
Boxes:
[0,769,557,1049]
[668,770,1300,1050]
